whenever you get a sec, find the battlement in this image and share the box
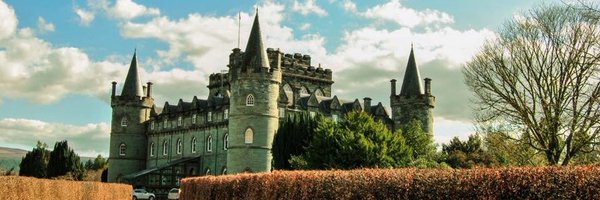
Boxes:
[208,72,230,89]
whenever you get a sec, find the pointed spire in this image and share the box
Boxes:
[400,46,423,96]
[242,12,270,71]
[121,49,144,98]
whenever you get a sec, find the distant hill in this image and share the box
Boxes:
[0,147,28,171]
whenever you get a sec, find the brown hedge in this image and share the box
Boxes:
[181,165,600,200]
[0,176,132,200]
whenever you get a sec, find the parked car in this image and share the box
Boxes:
[132,189,155,200]
[168,188,180,200]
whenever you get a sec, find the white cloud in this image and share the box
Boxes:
[362,0,453,28]
[74,8,95,26]
[299,23,311,30]
[37,17,55,33]
[0,0,17,40]
[433,117,475,144]
[292,0,328,16]
[0,118,110,157]
[108,0,160,20]
[342,0,357,13]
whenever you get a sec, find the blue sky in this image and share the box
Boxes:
[0,0,563,156]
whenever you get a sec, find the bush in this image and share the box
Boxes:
[181,165,600,199]
[0,176,132,199]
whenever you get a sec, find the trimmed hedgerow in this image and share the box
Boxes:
[0,176,132,199]
[181,165,600,199]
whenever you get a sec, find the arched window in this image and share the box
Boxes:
[149,142,155,157]
[191,137,197,153]
[120,117,128,127]
[205,168,211,175]
[221,167,227,175]
[176,138,182,154]
[223,133,229,150]
[206,135,213,152]
[119,143,126,156]
[245,128,253,144]
[163,141,168,155]
[246,94,255,106]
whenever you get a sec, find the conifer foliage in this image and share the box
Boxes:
[46,140,85,180]
[296,111,412,169]
[19,141,51,178]
[272,113,317,170]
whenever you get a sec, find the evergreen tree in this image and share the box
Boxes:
[19,141,50,178]
[272,113,317,170]
[442,135,498,168]
[402,119,436,160]
[296,111,412,169]
[46,140,85,180]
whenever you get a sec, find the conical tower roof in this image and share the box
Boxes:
[400,46,423,96]
[121,49,144,98]
[242,12,270,71]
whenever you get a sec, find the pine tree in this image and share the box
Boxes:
[297,111,412,169]
[19,141,50,178]
[272,113,317,170]
[402,119,436,159]
[46,140,85,180]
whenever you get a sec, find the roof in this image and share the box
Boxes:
[400,46,423,96]
[121,50,144,98]
[242,12,270,71]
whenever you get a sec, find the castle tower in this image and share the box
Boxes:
[108,50,154,182]
[390,46,435,134]
[226,12,282,174]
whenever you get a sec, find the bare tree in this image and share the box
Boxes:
[464,4,600,165]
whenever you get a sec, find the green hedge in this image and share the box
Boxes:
[181,166,600,199]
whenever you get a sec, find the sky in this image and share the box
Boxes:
[0,0,565,157]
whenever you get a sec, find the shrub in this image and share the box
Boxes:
[0,176,131,199]
[182,165,600,199]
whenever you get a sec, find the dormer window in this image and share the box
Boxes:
[246,94,255,106]
[332,114,339,123]
[192,114,197,124]
[120,117,128,127]
[163,119,168,128]
[177,116,182,127]
[224,109,229,120]
[207,112,212,122]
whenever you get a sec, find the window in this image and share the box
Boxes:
[163,141,168,155]
[310,111,316,118]
[245,128,253,144]
[279,109,285,118]
[222,167,227,175]
[332,114,339,123]
[177,116,182,127]
[176,138,182,154]
[205,168,211,175]
[224,109,229,120]
[150,142,155,157]
[246,94,255,106]
[206,136,213,152]
[163,119,168,128]
[223,133,229,150]
[150,121,155,130]
[207,112,212,122]
[191,137,197,153]
[192,114,197,124]
[120,117,128,127]
[119,143,126,156]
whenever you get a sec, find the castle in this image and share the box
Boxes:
[107,13,435,193]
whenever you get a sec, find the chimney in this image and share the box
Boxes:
[147,82,153,98]
[292,87,301,108]
[111,81,117,97]
[424,78,431,95]
[390,79,397,96]
[363,97,372,112]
